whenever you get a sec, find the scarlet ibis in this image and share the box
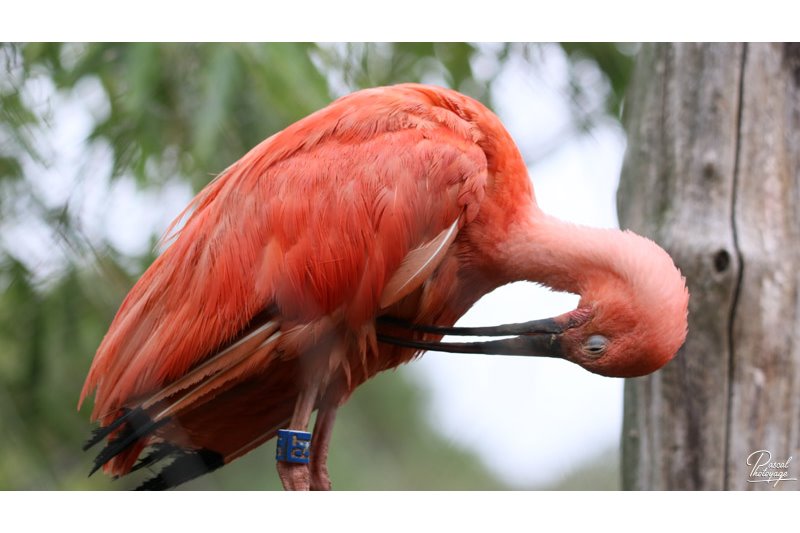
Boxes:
[80,83,689,490]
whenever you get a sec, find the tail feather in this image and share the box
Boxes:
[150,331,282,423]
[83,407,136,451]
[136,449,225,490]
[82,311,315,488]
[84,324,286,482]
[128,442,181,474]
[89,410,170,476]
[141,320,280,411]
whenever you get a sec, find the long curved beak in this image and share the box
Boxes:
[376,311,586,358]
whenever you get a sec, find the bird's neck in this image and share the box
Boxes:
[496,209,619,296]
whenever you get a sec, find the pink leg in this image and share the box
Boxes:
[276,381,319,491]
[310,404,338,490]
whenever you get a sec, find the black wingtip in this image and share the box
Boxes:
[129,442,181,474]
[88,461,103,478]
[136,449,225,491]
[87,409,170,476]
[82,407,138,451]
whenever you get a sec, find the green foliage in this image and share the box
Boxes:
[559,42,636,119]
[0,257,129,489]
[0,42,632,490]
[18,43,330,188]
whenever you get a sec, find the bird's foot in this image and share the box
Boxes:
[275,428,312,490]
[310,463,331,491]
[277,461,310,491]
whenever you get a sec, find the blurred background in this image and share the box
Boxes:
[0,43,636,489]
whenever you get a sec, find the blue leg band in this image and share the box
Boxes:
[276,429,311,464]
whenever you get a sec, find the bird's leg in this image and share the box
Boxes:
[276,380,319,491]
[309,403,338,490]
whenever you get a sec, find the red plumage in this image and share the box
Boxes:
[80,84,688,489]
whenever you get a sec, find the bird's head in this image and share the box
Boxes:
[555,232,689,377]
[378,228,688,379]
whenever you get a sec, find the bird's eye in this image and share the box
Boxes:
[583,335,608,358]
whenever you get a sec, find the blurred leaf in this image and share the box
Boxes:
[193,46,240,162]
[0,155,22,180]
[559,42,635,117]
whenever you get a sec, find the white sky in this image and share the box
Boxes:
[8,45,627,489]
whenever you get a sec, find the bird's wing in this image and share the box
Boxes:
[80,89,489,425]
[379,216,461,309]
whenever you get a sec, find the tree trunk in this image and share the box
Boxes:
[618,43,800,490]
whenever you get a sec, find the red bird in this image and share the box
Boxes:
[80,83,689,490]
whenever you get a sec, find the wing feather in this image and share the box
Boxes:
[81,86,489,431]
[379,218,461,309]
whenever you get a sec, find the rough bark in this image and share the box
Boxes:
[619,43,800,490]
